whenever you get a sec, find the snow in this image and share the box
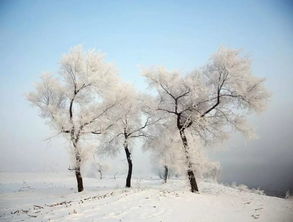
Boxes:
[0,172,292,222]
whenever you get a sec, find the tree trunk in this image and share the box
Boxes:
[164,165,168,183]
[124,141,133,188]
[98,170,103,180]
[178,128,199,193]
[75,167,84,192]
[74,147,84,192]
[187,168,198,193]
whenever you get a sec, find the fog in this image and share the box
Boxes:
[0,78,292,197]
[210,100,293,196]
[0,0,292,197]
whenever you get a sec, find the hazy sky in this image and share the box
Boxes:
[0,0,292,194]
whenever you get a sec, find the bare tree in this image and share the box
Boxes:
[143,47,269,192]
[27,46,120,192]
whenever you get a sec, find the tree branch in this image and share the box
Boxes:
[81,103,116,129]
[128,117,151,136]
[129,134,148,138]
[201,70,228,117]
[176,90,190,100]
[160,83,176,100]
[91,123,114,135]
[157,107,177,115]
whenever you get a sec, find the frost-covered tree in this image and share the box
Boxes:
[99,86,158,187]
[145,121,220,183]
[143,48,269,192]
[144,122,183,183]
[86,158,109,180]
[27,46,120,192]
[94,162,109,180]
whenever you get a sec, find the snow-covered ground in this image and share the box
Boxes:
[0,172,292,222]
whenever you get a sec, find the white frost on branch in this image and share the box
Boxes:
[142,47,269,191]
[143,47,270,143]
[27,46,122,177]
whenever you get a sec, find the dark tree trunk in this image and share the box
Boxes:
[75,167,84,192]
[98,170,103,180]
[187,168,198,193]
[73,146,84,192]
[124,141,133,188]
[178,128,199,193]
[164,165,169,183]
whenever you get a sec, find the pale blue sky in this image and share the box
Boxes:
[0,0,292,195]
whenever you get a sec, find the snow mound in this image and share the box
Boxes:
[0,172,292,222]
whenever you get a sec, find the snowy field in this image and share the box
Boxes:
[0,172,292,222]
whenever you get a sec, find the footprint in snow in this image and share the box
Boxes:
[251,207,263,219]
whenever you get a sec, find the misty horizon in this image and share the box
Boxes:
[1,0,292,199]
